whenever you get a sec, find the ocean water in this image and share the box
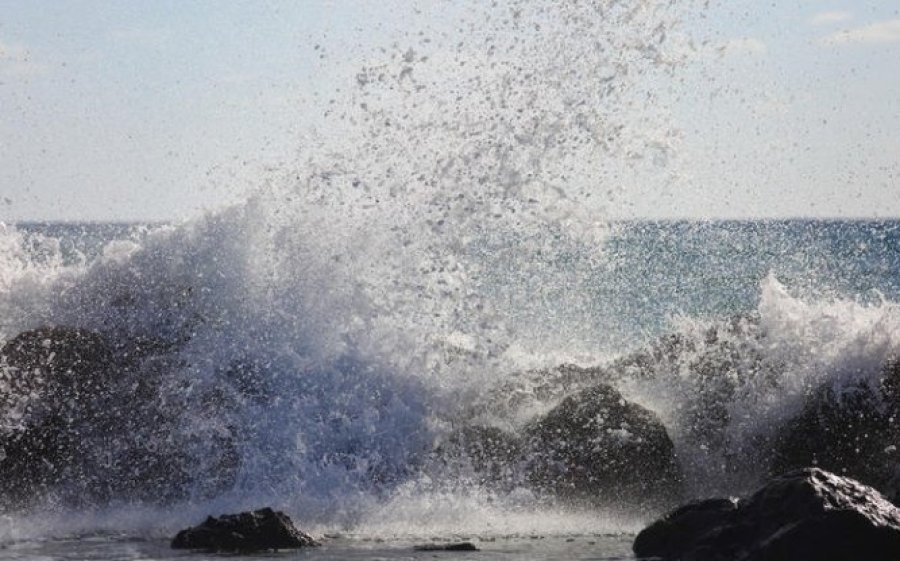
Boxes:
[2,1,899,559]
[0,533,635,561]
[1,219,899,560]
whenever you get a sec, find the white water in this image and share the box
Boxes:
[1,0,899,549]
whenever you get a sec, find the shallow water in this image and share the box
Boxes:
[0,534,635,561]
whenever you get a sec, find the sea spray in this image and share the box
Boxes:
[1,0,899,543]
[618,273,900,498]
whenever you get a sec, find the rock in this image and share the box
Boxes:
[0,325,117,409]
[171,507,318,552]
[431,383,682,510]
[771,360,900,503]
[611,315,780,460]
[476,364,612,416]
[0,326,242,508]
[632,498,740,560]
[634,468,900,561]
[413,542,479,551]
[0,326,118,507]
[436,425,523,487]
[524,383,682,510]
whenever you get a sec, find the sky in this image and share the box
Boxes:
[0,0,898,222]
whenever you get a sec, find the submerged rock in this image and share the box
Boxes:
[171,507,318,552]
[0,325,242,509]
[435,382,682,509]
[771,360,900,503]
[634,468,900,561]
[525,383,682,510]
[436,425,523,487]
[0,326,118,506]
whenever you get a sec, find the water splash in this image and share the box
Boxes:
[3,0,899,542]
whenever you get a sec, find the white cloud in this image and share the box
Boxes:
[810,11,853,26]
[718,37,768,56]
[820,19,900,45]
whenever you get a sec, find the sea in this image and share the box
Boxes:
[1,219,899,560]
[3,1,899,559]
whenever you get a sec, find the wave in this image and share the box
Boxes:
[1,0,898,542]
[3,213,899,533]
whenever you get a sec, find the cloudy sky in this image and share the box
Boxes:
[0,1,898,221]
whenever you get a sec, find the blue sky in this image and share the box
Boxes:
[665,0,900,219]
[0,1,898,221]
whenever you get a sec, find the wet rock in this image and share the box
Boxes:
[414,542,479,551]
[433,383,682,510]
[437,425,523,487]
[634,468,900,561]
[0,326,118,506]
[611,315,781,454]
[525,383,682,510]
[0,326,241,508]
[171,507,318,552]
[632,498,740,560]
[0,326,117,407]
[771,360,900,503]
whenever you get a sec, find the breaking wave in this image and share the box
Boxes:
[1,0,899,542]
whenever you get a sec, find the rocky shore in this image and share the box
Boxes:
[634,468,900,561]
[2,318,900,561]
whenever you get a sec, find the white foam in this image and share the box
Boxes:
[8,0,896,541]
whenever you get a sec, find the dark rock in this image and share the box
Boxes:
[0,326,118,506]
[0,326,242,509]
[771,360,900,503]
[612,316,781,465]
[634,468,900,561]
[414,542,479,551]
[464,364,613,427]
[431,383,682,510]
[437,425,523,487]
[0,325,117,408]
[524,383,682,510]
[633,498,740,560]
[171,507,318,552]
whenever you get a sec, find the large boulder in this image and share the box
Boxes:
[771,361,900,503]
[431,383,682,509]
[0,326,241,508]
[0,325,117,410]
[634,468,900,561]
[436,425,524,488]
[611,315,782,463]
[633,498,740,560]
[0,326,118,506]
[171,508,318,552]
[463,364,612,426]
[524,383,682,510]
